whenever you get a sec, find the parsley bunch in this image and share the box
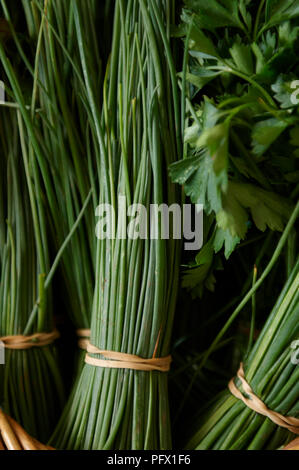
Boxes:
[171,0,299,297]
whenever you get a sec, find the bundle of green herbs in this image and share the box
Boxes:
[0,0,298,452]
[186,257,299,449]
[0,107,65,442]
[168,0,299,446]
[50,0,181,449]
[171,0,299,297]
[0,0,114,379]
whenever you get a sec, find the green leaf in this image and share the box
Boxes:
[229,181,293,232]
[278,22,299,47]
[201,99,221,129]
[170,101,228,214]
[259,48,298,84]
[196,121,229,182]
[251,43,266,74]
[216,186,249,238]
[255,22,299,83]
[169,153,202,184]
[182,68,221,91]
[265,0,299,29]
[170,99,227,211]
[216,181,293,238]
[229,40,254,75]
[170,23,187,38]
[169,151,222,213]
[251,202,285,231]
[183,0,243,31]
[230,156,261,183]
[260,30,277,59]
[239,0,252,30]
[182,237,219,298]
[182,10,219,58]
[182,264,217,298]
[189,33,218,59]
[184,120,201,147]
[195,237,215,265]
[252,118,288,156]
[214,227,240,259]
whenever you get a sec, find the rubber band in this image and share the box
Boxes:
[76,329,90,350]
[85,342,171,372]
[0,330,60,350]
[229,363,299,435]
[283,437,299,450]
[0,409,53,450]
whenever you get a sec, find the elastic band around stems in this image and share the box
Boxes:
[283,437,299,450]
[0,330,60,350]
[229,363,299,435]
[76,329,90,350]
[85,342,172,372]
[0,409,53,450]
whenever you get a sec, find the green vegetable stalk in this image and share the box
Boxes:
[0,108,65,442]
[186,257,299,450]
[0,0,113,376]
[51,0,181,450]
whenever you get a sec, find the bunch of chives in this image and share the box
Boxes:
[186,258,299,450]
[51,0,181,450]
[18,0,100,337]
[0,107,65,442]
[0,0,112,365]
